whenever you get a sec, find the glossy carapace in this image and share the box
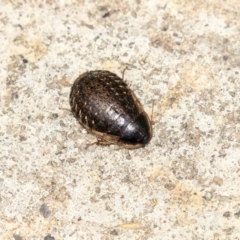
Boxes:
[69,70,152,149]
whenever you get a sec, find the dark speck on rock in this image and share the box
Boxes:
[22,58,28,63]
[102,12,111,18]
[223,211,231,218]
[234,210,240,217]
[51,113,59,119]
[39,203,51,218]
[164,182,176,191]
[44,234,55,240]
[11,92,19,100]
[110,229,118,235]
[13,234,23,240]
[223,55,228,61]
[19,135,27,142]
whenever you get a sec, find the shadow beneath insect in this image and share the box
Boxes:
[85,140,132,159]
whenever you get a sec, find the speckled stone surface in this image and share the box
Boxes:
[1,0,240,239]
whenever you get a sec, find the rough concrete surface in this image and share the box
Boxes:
[0,0,240,239]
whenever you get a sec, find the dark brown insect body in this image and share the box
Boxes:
[69,70,152,149]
